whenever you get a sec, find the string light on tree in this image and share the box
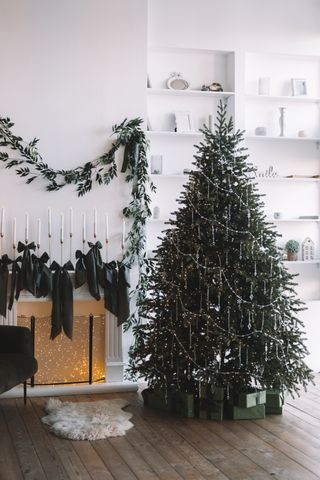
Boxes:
[130,102,313,404]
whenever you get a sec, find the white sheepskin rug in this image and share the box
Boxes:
[42,398,133,440]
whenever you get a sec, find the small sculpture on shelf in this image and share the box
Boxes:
[302,237,315,261]
[167,72,189,90]
[285,240,299,261]
[201,82,223,92]
[255,165,278,178]
[279,107,286,137]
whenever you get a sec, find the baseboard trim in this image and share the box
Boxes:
[1,381,139,399]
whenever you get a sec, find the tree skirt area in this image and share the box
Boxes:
[42,398,133,440]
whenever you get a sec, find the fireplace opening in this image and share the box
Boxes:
[17,300,106,386]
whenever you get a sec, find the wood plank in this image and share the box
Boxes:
[123,404,208,480]
[2,382,320,480]
[241,419,320,477]
[124,427,184,480]
[0,398,47,480]
[176,418,272,480]
[135,404,228,480]
[90,392,207,480]
[31,396,92,480]
[0,403,24,480]
[222,420,319,480]
[92,440,139,480]
[16,397,69,480]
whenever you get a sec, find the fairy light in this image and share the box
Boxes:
[17,314,106,384]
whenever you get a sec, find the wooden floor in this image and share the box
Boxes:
[1,377,320,480]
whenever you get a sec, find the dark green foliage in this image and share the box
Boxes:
[130,102,314,399]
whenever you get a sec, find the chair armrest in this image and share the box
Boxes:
[0,326,34,356]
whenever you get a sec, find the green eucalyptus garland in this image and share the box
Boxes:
[0,115,155,374]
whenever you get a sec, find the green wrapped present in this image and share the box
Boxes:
[199,384,225,402]
[266,389,288,409]
[226,403,265,420]
[141,388,174,412]
[266,406,283,415]
[237,389,266,408]
[173,391,194,418]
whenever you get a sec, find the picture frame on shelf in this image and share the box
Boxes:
[151,155,163,174]
[291,78,307,96]
[175,111,193,133]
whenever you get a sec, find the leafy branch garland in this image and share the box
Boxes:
[0,115,155,370]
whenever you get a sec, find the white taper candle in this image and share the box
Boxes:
[93,208,97,238]
[13,217,16,247]
[69,207,73,237]
[60,213,64,243]
[0,207,5,237]
[37,218,41,247]
[48,207,52,237]
[25,212,29,243]
[105,214,109,241]
[82,212,86,243]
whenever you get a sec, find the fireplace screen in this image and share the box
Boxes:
[17,314,106,385]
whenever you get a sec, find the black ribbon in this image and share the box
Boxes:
[0,254,13,317]
[100,260,118,316]
[17,241,36,294]
[75,250,86,288]
[32,252,52,298]
[84,241,103,301]
[50,260,74,340]
[100,260,130,326]
[8,258,22,310]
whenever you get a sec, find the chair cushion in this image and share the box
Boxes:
[0,354,38,394]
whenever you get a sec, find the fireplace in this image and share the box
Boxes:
[0,280,137,397]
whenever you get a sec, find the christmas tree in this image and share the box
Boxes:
[132,102,313,408]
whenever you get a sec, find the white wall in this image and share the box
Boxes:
[0,0,148,363]
[148,0,320,371]
[149,0,320,55]
[0,0,147,261]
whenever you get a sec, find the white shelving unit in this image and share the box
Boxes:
[245,51,320,301]
[147,46,235,252]
[146,47,320,302]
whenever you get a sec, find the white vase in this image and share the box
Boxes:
[258,77,271,95]
[279,107,286,137]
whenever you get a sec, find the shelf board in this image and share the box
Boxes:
[246,94,320,103]
[147,131,202,137]
[256,176,320,183]
[246,135,320,143]
[150,174,189,179]
[147,88,235,99]
[266,218,320,222]
[147,217,171,223]
[283,260,320,265]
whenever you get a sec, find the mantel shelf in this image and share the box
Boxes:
[147,88,235,99]
[246,94,320,104]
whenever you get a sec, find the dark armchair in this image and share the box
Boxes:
[0,325,38,404]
